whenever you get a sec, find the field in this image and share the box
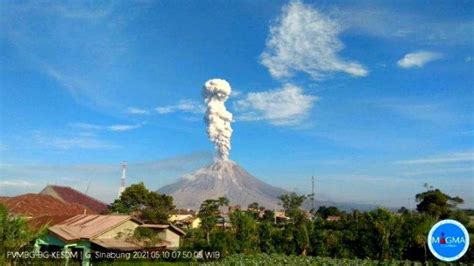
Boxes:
[89,254,471,266]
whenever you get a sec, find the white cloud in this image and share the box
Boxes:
[401,167,474,177]
[377,101,456,124]
[343,6,474,45]
[155,100,205,114]
[395,151,474,165]
[107,124,142,132]
[34,132,118,150]
[234,84,318,126]
[260,1,368,80]
[126,107,150,115]
[70,122,142,132]
[0,180,39,187]
[397,51,442,68]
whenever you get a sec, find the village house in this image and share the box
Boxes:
[0,193,96,229]
[169,209,201,229]
[36,214,186,266]
[326,215,341,222]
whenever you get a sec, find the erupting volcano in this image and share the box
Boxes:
[159,79,287,209]
[159,159,287,210]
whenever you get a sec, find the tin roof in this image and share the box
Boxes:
[40,185,109,214]
[2,194,93,218]
[141,224,185,236]
[49,214,138,242]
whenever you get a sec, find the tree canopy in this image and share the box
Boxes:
[109,182,174,224]
[415,189,463,218]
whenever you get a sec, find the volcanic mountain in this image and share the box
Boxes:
[158,160,287,210]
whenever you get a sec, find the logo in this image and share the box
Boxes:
[428,219,469,262]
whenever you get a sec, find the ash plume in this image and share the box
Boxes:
[203,79,233,160]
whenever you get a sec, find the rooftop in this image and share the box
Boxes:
[2,193,94,218]
[40,185,109,214]
[49,214,138,242]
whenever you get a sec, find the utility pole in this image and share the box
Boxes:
[311,176,315,211]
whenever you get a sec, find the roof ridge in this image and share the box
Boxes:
[52,185,108,206]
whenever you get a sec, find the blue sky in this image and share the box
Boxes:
[1,0,473,208]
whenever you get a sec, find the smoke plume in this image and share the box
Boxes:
[203,79,233,161]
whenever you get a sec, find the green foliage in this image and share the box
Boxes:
[197,197,229,244]
[316,206,342,219]
[183,188,473,263]
[279,192,306,218]
[262,209,275,223]
[132,227,163,248]
[209,228,235,256]
[202,254,431,265]
[109,182,174,224]
[0,204,44,263]
[229,211,259,253]
[416,189,463,218]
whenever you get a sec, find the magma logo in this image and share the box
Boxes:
[428,219,469,262]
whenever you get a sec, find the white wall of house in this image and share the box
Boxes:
[96,220,139,239]
[157,229,181,248]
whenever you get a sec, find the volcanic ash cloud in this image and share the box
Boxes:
[203,79,233,161]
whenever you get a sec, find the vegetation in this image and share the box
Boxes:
[202,253,469,266]
[0,204,45,264]
[2,183,473,264]
[183,187,473,263]
[198,197,229,245]
[109,182,175,224]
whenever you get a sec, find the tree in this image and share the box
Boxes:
[278,193,310,255]
[109,182,175,224]
[416,189,463,218]
[262,209,275,223]
[258,221,278,253]
[230,210,259,253]
[0,204,44,263]
[279,192,306,219]
[401,213,436,261]
[248,202,259,211]
[140,192,175,224]
[198,197,229,244]
[247,202,260,219]
[397,206,409,214]
[316,206,342,219]
[367,209,403,260]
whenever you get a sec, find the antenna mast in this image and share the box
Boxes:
[311,176,315,210]
[118,161,127,197]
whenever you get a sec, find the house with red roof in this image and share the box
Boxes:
[1,193,96,228]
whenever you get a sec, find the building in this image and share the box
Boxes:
[169,209,195,222]
[36,214,186,266]
[40,185,109,214]
[173,216,201,229]
[274,210,289,222]
[168,209,201,229]
[326,215,341,222]
[139,224,185,248]
[1,193,95,228]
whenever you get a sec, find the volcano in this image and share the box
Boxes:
[158,160,287,210]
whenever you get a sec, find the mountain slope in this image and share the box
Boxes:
[158,160,287,210]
